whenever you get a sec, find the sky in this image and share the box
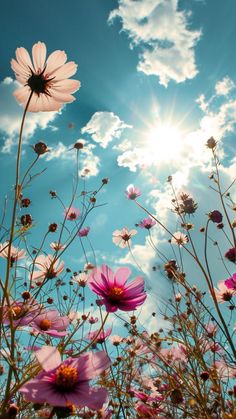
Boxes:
[0,0,236,329]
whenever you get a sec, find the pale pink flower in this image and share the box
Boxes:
[213,360,236,379]
[88,264,147,312]
[78,226,90,237]
[11,41,80,112]
[50,242,65,251]
[30,310,69,337]
[112,227,137,248]
[110,335,123,346]
[19,346,111,409]
[88,327,112,344]
[0,242,26,264]
[171,232,189,246]
[214,281,234,303]
[65,207,80,221]
[72,272,88,287]
[125,184,141,200]
[30,254,64,283]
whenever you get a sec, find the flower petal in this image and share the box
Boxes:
[45,50,67,76]
[32,42,47,72]
[53,61,77,80]
[35,346,61,371]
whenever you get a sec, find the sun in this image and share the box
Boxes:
[145,123,184,164]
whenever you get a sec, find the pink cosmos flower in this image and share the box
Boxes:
[19,346,111,409]
[125,184,141,200]
[11,41,80,112]
[110,335,123,346]
[30,254,64,283]
[214,281,234,302]
[171,232,189,246]
[225,272,236,290]
[30,310,69,337]
[78,227,90,237]
[50,242,65,251]
[65,207,80,221]
[1,299,41,327]
[112,227,137,248]
[88,264,147,312]
[0,242,26,264]
[72,272,88,287]
[87,327,112,344]
[138,217,156,230]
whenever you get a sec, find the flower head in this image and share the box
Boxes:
[11,41,80,112]
[224,272,236,290]
[88,327,112,344]
[112,227,137,248]
[138,217,156,230]
[208,210,223,223]
[88,264,147,312]
[125,185,141,200]
[72,272,88,287]
[78,227,90,237]
[30,254,64,283]
[214,281,234,303]
[225,247,236,263]
[30,310,69,337]
[171,232,189,247]
[65,207,80,221]
[0,242,26,265]
[19,346,110,409]
[50,242,65,252]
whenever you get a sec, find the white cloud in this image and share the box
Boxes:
[112,138,132,152]
[215,76,235,96]
[109,0,201,86]
[81,112,132,148]
[0,78,58,153]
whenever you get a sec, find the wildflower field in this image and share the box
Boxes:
[0,1,235,418]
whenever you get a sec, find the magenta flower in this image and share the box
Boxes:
[30,254,64,283]
[19,346,110,409]
[225,272,236,290]
[88,264,147,312]
[138,217,156,230]
[30,310,69,337]
[125,184,141,200]
[65,207,80,221]
[78,227,90,237]
[11,41,80,112]
[88,327,112,344]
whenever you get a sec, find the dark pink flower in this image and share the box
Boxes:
[125,184,141,200]
[208,210,223,223]
[225,247,236,263]
[19,346,110,409]
[11,41,80,112]
[138,217,156,230]
[225,272,236,290]
[78,227,90,237]
[88,327,112,344]
[65,207,80,221]
[30,310,69,337]
[88,264,147,312]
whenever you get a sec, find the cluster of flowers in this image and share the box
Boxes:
[0,42,235,419]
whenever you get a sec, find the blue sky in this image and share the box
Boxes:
[0,0,236,327]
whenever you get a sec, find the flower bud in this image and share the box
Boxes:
[34,142,49,155]
[21,198,31,208]
[206,136,217,149]
[48,223,58,232]
[21,214,32,227]
[209,210,223,223]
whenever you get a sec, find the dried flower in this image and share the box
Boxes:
[209,210,223,223]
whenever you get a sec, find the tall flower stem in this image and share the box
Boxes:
[1,92,33,414]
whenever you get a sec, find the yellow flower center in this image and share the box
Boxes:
[39,319,52,331]
[55,364,78,390]
[108,286,124,300]
[10,306,23,319]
